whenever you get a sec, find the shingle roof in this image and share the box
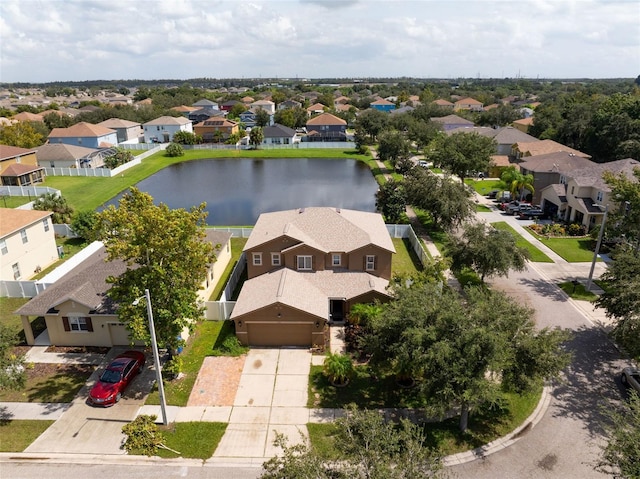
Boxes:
[371,99,395,106]
[35,143,98,162]
[0,208,52,238]
[515,139,590,158]
[1,163,44,177]
[171,105,199,113]
[432,99,454,106]
[455,97,483,105]
[0,145,37,160]
[431,114,474,126]
[13,112,44,122]
[143,116,192,126]
[568,158,640,190]
[519,151,595,173]
[306,113,346,126]
[244,207,395,254]
[263,124,296,138]
[48,122,116,138]
[193,99,218,107]
[97,118,141,129]
[231,268,390,319]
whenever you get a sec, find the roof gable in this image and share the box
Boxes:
[49,122,116,138]
[0,208,51,237]
[306,113,346,126]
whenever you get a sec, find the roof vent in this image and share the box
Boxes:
[299,208,305,214]
[336,208,341,214]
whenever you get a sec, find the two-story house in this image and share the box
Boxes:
[0,208,57,282]
[231,207,395,347]
[0,145,44,186]
[249,100,276,115]
[97,118,143,144]
[430,114,474,131]
[454,97,484,112]
[193,118,239,142]
[142,116,193,143]
[539,158,640,227]
[305,113,347,141]
[370,98,396,112]
[48,122,118,148]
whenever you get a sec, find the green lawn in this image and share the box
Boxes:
[391,238,423,275]
[0,420,55,452]
[307,383,542,456]
[146,320,246,406]
[209,237,247,301]
[0,363,94,403]
[525,229,597,262]
[491,222,553,263]
[558,281,598,301]
[155,422,227,459]
[465,179,503,196]
[0,196,34,208]
[31,237,90,280]
[475,204,492,212]
[45,149,369,213]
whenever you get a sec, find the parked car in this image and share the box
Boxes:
[518,208,545,220]
[418,160,429,168]
[486,190,500,199]
[494,192,512,203]
[89,350,146,407]
[621,367,640,395]
[506,201,532,215]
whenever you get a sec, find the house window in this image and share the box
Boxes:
[252,253,262,266]
[12,263,20,280]
[596,191,603,202]
[297,255,312,270]
[560,175,567,184]
[271,253,281,266]
[332,254,341,266]
[69,316,89,332]
[43,218,50,232]
[571,186,575,195]
[0,239,7,255]
[20,229,28,244]
[365,255,376,271]
[77,138,82,144]
[16,156,21,163]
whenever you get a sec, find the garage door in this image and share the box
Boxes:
[108,323,130,346]
[247,323,312,347]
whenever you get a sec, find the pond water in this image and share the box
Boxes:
[108,158,379,225]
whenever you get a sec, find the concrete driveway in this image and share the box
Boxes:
[210,348,311,462]
[25,348,155,455]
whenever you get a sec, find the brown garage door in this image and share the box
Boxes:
[247,323,312,347]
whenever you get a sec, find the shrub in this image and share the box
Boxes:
[567,223,585,236]
[103,147,134,169]
[122,415,164,456]
[323,352,354,386]
[165,143,184,157]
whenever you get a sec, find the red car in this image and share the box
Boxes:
[89,350,145,406]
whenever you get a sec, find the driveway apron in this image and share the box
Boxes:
[25,349,155,455]
[212,348,311,460]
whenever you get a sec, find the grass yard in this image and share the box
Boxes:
[0,420,55,452]
[558,281,598,301]
[525,229,597,262]
[209,237,247,301]
[307,383,542,457]
[0,297,46,345]
[411,207,449,254]
[31,237,90,280]
[146,320,246,407]
[0,196,34,208]
[391,238,423,276]
[475,204,492,212]
[46,149,368,213]
[0,363,94,403]
[491,222,553,263]
[155,422,227,459]
[465,179,503,196]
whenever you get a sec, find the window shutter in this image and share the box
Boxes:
[62,317,70,332]
[85,317,93,332]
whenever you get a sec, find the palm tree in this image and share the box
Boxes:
[323,352,354,386]
[513,172,535,200]
[32,192,74,224]
[499,167,534,201]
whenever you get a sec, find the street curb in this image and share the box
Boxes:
[442,384,552,467]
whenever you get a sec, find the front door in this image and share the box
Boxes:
[329,299,345,323]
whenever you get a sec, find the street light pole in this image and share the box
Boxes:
[143,289,168,425]
[586,205,608,291]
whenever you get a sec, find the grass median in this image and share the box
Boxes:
[491,221,553,263]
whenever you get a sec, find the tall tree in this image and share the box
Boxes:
[375,179,406,223]
[597,392,640,479]
[377,129,411,167]
[404,167,475,230]
[364,283,570,432]
[249,126,264,149]
[448,222,529,281]
[355,109,389,143]
[0,121,46,148]
[255,108,271,127]
[32,192,74,224]
[429,132,496,184]
[603,166,640,249]
[94,188,216,350]
[595,246,640,357]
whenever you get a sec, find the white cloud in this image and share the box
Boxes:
[0,0,638,82]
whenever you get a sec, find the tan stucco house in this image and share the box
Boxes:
[16,231,232,347]
[0,145,44,186]
[0,208,57,282]
[231,207,395,348]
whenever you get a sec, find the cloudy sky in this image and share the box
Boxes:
[1,0,638,83]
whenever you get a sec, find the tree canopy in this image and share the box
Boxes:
[363,283,570,431]
[32,192,74,224]
[0,121,46,148]
[603,166,640,249]
[0,324,26,391]
[429,132,496,183]
[597,392,640,479]
[448,222,530,281]
[377,129,411,167]
[375,179,406,223]
[94,188,216,350]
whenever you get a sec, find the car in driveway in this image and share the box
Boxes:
[505,201,532,215]
[621,367,640,395]
[518,208,546,220]
[89,350,146,407]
